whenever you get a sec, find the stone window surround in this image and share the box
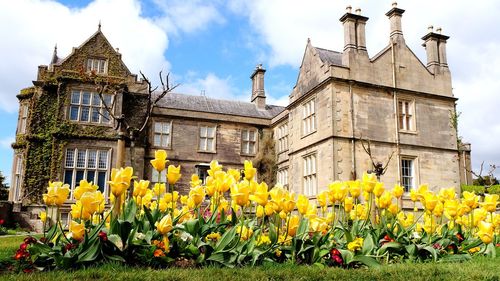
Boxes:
[67,88,114,126]
[397,96,417,133]
[240,128,258,156]
[277,167,289,189]
[301,96,317,137]
[151,120,173,150]
[63,146,112,200]
[198,123,217,153]
[303,152,317,196]
[11,153,24,202]
[276,122,288,153]
[17,103,29,135]
[86,57,108,74]
[400,155,419,193]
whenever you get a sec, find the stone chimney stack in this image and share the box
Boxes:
[250,64,266,109]
[385,2,405,43]
[421,26,450,74]
[339,6,369,65]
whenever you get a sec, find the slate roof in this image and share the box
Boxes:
[156,93,286,119]
[314,47,344,66]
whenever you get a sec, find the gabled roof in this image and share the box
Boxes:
[314,47,343,66]
[155,93,285,119]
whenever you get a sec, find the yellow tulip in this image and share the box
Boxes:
[438,187,456,202]
[249,182,269,206]
[377,191,392,209]
[218,198,230,213]
[167,165,181,185]
[150,150,168,172]
[392,184,404,198]
[269,186,287,212]
[481,194,499,212]
[317,191,329,210]
[444,200,459,220]
[80,191,104,215]
[205,179,216,197]
[296,194,309,215]
[73,180,98,200]
[109,167,134,197]
[156,214,173,235]
[354,204,368,220]
[286,215,300,236]
[473,208,488,227]
[462,191,479,209]
[433,201,444,217]
[190,174,202,188]
[347,237,363,252]
[236,225,254,240]
[256,205,264,218]
[417,184,429,202]
[388,203,399,216]
[310,217,328,234]
[305,203,317,219]
[227,168,241,182]
[423,214,436,234]
[281,192,296,214]
[40,211,47,223]
[243,160,256,181]
[189,185,205,206]
[214,171,233,193]
[264,202,275,216]
[142,189,154,207]
[329,181,348,203]
[347,180,361,198]
[344,197,354,213]
[256,235,271,246]
[423,192,438,212]
[409,189,419,202]
[43,181,70,206]
[133,180,150,198]
[208,160,223,177]
[231,180,251,207]
[362,172,377,193]
[70,220,85,241]
[373,182,385,198]
[153,183,166,197]
[477,221,494,244]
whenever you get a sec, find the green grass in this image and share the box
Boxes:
[0,236,499,281]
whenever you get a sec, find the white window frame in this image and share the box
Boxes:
[153,121,172,149]
[86,58,107,74]
[11,153,23,202]
[241,129,257,155]
[63,148,111,199]
[302,98,316,136]
[400,157,417,192]
[69,90,113,125]
[277,123,288,153]
[277,168,289,189]
[199,125,217,152]
[18,104,28,135]
[303,153,317,196]
[151,167,167,184]
[398,99,415,132]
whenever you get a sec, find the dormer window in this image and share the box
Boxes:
[86,58,107,74]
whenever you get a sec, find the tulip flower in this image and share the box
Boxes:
[208,160,223,177]
[344,197,354,213]
[362,172,377,193]
[481,194,499,212]
[477,221,494,244]
[373,182,385,198]
[70,220,85,241]
[39,211,47,223]
[109,167,134,197]
[388,203,399,216]
[462,191,479,209]
[227,168,241,182]
[133,180,150,198]
[250,182,269,206]
[317,191,329,210]
[444,199,459,220]
[329,181,348,203]
[153,183,166,197]
[73,180,98,200]
[236,225,254,241]
[392,184,404,198]
[156,214,173,235]
[243,160,256,181]
[423,192,438,212]
[43,181,70,206]
[189,185,205,206]
[347,237,363,252]
[286,215,300,236]
[231,180,251,207]
[150,150,168,172]
[256,205,264,218]
[296,194,309,215]
[167,165,181,185]
[347,180,361,198]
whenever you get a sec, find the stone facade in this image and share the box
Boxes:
[8,4,471,228]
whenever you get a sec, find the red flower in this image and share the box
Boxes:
[98,231,108,242]
[0,219,5,225]
[330,248,341,257]
[23,237,36,245]
[20,243,28,251]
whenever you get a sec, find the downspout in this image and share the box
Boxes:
[349,81,356,180]
[330,66,337,181]
[391,39,401,185]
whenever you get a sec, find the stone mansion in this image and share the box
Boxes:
[8,4,471,224]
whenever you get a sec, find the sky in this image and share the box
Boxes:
[0,0,499,185]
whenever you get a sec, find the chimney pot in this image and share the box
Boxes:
[392,2,397,8]
[250,64,266,109]
[428,25,434,32]
[355,8,361,15]
[346,5,352,13]
[436,27,442,34]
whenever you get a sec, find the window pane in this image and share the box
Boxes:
[161,135,169,147]
[64,170,73,187]
[70,106,79,121]
[71,91,80,104]
[103,94,112,106]
[162,123,170,133]
[87,150,97,169]
[200,127,207,137]
[65,149,75,168]
[207,127,215,137]
[86,59,92,72]
[199,138,206,151]
[91,93,101,106]
[97,172,106,193]
[80,106,90,122]
[102,110,110,123]
[82,92,91,105]
[249,142,255,154]
[75,170,85,185]
[249,130,255,140]
[77,150,86,168]
[154,134,161,146]
[91,108,100,122]
[87,171,95,184]
[98,151,108,169]
[207,138,214,151]
[154,122,162,133]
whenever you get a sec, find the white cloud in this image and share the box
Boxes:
[177,73,245,101]
[0,0,169,112]
[152,0,225,35]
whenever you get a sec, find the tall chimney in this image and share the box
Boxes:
[421,26,450,74]
[385,2,405,43]
[250,64,266,109]
[339,6,369,65]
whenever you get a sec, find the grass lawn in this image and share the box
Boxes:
[0,235,499,281]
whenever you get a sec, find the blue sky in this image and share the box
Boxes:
[1,0,500,185]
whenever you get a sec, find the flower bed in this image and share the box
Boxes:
[10,150,499,271]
